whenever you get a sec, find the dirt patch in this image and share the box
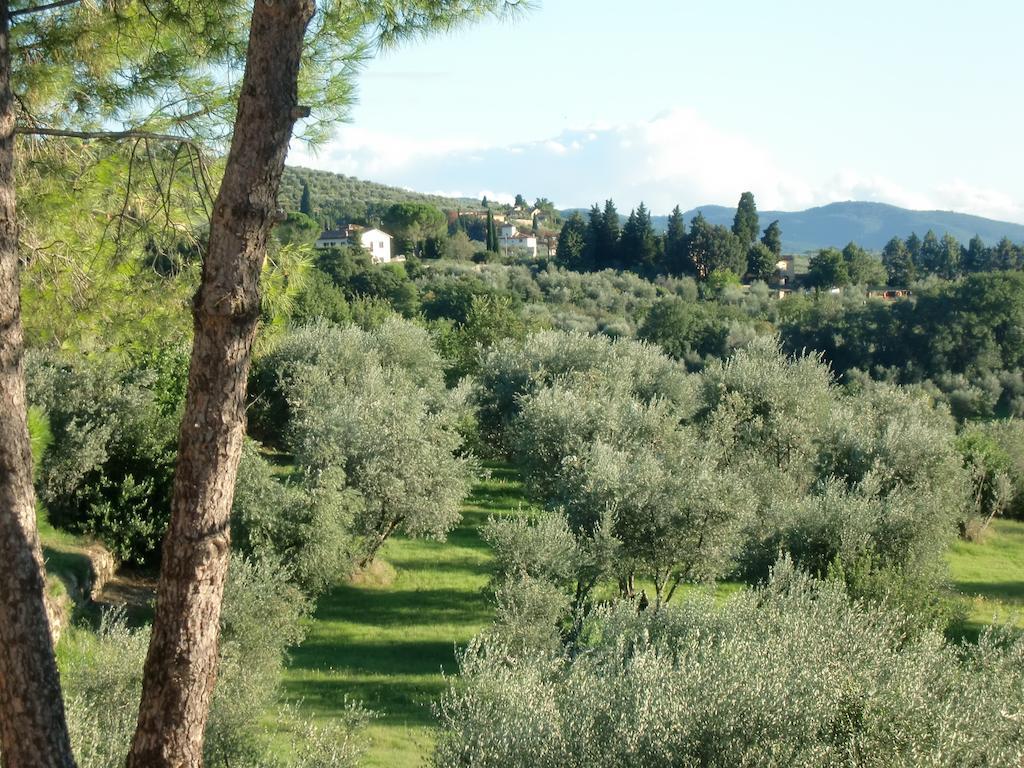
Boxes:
[347,558,397,588]
[95,571,158,624]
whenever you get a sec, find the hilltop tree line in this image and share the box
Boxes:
[557,193,783,282]
[805,231,1024,290]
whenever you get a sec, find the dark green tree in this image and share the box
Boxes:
[807,248,850,289]
[619,203,659,275]
[514,193,527,209]
[732,191,759,246]
[382,202,447,257]
[882,237,915,286]
[761,220,783,256]
[687,212,745,279]
[906,232,923,266]
[299,180,312,216]
[599,199,621,269]
[937,233,963,279]
[964,235,991,273]
[556,212,588,271]
[919,230,942,275]
[663,205,687,275]
[486,209,498,252]
[747,242,777,282]
[994,237,1022,271]
[842,242,887,286]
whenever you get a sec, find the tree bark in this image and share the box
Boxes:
[0,1,78,766]
[126,2,315,766]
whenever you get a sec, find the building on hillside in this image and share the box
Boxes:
[775,256,796,286]
[497,223,538,258]
[315,225,394,264]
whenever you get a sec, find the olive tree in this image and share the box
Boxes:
[436,562,1024,768]
[262,319,477,566]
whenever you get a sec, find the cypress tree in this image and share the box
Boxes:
[299,181,312,216]
[486,210,498,252]
[732,191,759,246]
[761,220,782,256]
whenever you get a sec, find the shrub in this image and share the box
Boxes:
[435,562,1024,768]
[26,352,179,564]
[232,442,359,594]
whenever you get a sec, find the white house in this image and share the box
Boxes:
[497,223,538,258]
[315,226,394,264]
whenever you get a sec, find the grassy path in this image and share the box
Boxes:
[279,469,1024,767]
[281,465,526,767]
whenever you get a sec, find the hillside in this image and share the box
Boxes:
[280,166,483,226]
[668,201,1024,253]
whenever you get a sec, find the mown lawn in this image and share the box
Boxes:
[948,518,1024,633]
[280,465,527,768]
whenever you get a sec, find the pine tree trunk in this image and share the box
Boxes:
[0,2,79,766]
[126,2,315,766]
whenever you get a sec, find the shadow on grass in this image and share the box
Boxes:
[283,676,448,728]
[952,581,1024,602]
[306,586,490,628]
[283,465,527,741]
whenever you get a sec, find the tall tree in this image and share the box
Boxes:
[964,235,991,273]
[937,233,963,280]
[0,2,529,766]
[556,211,587,271]
[582,203,603,271]
[687,212,745,279]
[905,232,923,268]
[619,202,658,275]
[732,191,759,246]
[918,230,942,275]
[842,241,887,286]
[882,236,915,286]
[485,209,497,252]
[993,237,1021,271]
[299,180,313,216]
[807,247,850,290]
[599,199,620,270]
[663,205,687,275]
[761,219,782,256]
[0,2,76,764]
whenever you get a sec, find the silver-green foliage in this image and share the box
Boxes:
[435,562,1024,768]
[271,318,476,563]
[232,442,359,595]
[492,331,972,616]
[474,330,694,454]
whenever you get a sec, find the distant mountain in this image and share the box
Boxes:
[661,202,1024,254]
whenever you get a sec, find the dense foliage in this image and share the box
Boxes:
[435,562,1024,768]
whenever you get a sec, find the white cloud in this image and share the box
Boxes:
[933,181,1024,223]
[289,109,1024,223]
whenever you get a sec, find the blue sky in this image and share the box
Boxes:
[290,0,1024,222]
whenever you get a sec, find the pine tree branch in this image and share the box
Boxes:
[9,0,81,19]
[14,125,198,145]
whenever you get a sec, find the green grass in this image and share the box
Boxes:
[281,465,528,768]
[38,507,96,597]
[948,518,1024,633]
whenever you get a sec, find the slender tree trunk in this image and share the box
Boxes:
[0,2,78,765]
[126,2,314,766]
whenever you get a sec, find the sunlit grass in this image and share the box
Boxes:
[281,464,527,768]
[948,518,1024,634]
